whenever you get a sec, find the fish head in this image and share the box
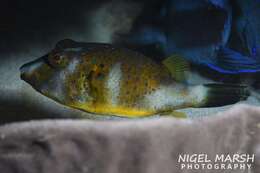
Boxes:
[20,39,93,106]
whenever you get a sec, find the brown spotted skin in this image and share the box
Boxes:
[54,44,176,117]
[68,46,172,108]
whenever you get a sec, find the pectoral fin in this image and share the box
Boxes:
[162,55,190,82]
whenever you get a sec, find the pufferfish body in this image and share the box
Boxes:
[20,39,249,118]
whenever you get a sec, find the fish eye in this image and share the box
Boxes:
[48,53,69,68]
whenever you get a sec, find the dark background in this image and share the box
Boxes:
[0,0,162,54]
[0,0,110,54]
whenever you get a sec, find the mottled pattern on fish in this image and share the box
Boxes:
[20,39,249,118]
[62,45,189,117]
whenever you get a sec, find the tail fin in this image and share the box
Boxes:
[198,84,250,107]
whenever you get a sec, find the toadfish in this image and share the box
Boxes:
[20,39,249,118]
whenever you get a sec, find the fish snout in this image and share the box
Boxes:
[20,58,45,81]
[20,63,29,80]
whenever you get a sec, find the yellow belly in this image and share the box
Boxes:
[70,103,155,118]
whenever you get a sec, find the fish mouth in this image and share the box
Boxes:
[20,64,27,80]
[20,63,31,81]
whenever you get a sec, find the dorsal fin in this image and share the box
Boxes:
[55,39,78,50]
[162,54,190,82]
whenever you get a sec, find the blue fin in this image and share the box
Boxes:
[206,48,260,74]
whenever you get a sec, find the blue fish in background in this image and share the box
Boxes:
[117,0,260,74]
[232,0,260,59]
